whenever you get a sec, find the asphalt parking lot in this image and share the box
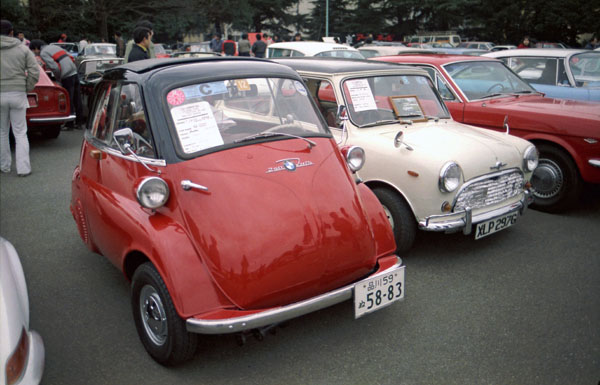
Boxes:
[1,131,598,385]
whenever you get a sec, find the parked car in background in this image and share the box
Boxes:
[407,42,434,49]
[183,41,213,53]
[50,42,79,58]
[266,42,364,59]
[276,58,537,252]
[358,45,433,58]
[27,64,75,138]
[484,49,600,102]
[70,57,404,365]
[374,54,600,211]
[154,43,171,58]
[75,43,117,66]
[169,51,219,58]
[490,45,517,52]
[406,34,462,47]
[431,47,488,56]
[0,237,45,385]
[534,42,568,49]
[458,41,495,51]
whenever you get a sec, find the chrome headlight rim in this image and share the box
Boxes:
[345,145,366,172]
[136,177,170,209]
[523,145,539,172]
[439,161,462,193]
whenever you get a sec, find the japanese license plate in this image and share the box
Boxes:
[474,211,518,240]
[354,265,405,318]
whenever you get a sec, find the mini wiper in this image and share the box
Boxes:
[480,93,504,99]
[359,119,402,128]
[234,131,317,149]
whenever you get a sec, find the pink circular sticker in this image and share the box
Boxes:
[167,89,185,106]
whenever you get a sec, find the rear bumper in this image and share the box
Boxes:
[186,255,402,334]
[418,189,533,235]
[29,114,76,124]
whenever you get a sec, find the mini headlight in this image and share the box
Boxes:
[342,146,366,172]
[439,162,462,192]
[136,177,169,209]
[523,145,539,172]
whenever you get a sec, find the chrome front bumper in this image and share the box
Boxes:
[186,256,402,335]
[418,190,533,235]
[29,114,76,124]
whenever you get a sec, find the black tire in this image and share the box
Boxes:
[131,262,198,366]
[372,187,417,254]
[42,125,61,139]
[530,144,581,212]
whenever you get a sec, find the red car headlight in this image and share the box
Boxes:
[5,328,29,385]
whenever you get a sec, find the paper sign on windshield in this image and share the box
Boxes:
[346,79,377,112]
[171,101,224,153]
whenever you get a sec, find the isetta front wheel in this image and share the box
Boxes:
[131,262,198,365]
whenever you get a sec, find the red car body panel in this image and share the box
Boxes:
[374,55,600,184]
[26,66,73,132]
[72,136,396,319]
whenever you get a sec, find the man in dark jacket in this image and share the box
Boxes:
[222,35,236,56]
[30,38,82,129]
[251,34,267,58]
[1,19,40,176]
[128,27,152,63]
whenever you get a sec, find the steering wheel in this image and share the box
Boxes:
[485,83,506,94]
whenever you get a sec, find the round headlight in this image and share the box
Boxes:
[439,162,462,192]
[344,146,366,172]
[136,177,170,209]
[523,145,539,172]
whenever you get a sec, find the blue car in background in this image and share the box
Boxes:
[485,49,600,102]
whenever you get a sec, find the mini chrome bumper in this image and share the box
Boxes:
[418,190,533,235]
[29,114,76,124]
[186,257,402,335]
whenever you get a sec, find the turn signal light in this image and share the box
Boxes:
[58,92,68,112]
[441,201,452,212]
[5,328,29,385]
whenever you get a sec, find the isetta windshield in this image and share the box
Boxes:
[165,77,329,155]
[340,75,450,127]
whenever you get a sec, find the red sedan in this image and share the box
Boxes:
[27,64,75,138]
[374,54,600,211]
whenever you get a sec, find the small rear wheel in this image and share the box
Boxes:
[530,144,581,212]
[372,187,417,254]
[131,262,197,365]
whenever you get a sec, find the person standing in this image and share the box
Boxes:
[17,32,30,46]
[518,36,531,49]
[114,31,125,57]
[251,34,267,58]
[29,39,83,129]
[79,36,88,52]
[222,35,236,56]
[1,20,40,176]
[293,32,302,41]
[238,33,251,56]
[585,36,598,49]
[263,33,273,45]
[124,20,155,63]
[58,33,67,43]
[127,27,152,63]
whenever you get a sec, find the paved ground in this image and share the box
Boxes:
[1,130,598,385]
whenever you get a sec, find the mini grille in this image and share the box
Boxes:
[454,171,524,211]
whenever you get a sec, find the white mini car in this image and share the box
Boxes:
[0,237,45,385]
[276,58,538,252]
[266,41,364,59]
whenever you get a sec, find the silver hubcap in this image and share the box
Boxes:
[140,285,168,346]
[531,159,563,199]
[382,205,395,228]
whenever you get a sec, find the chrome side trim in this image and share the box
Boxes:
[419,192,529,232]
[30,114,76,123]
[589,159,600,168]
[186,257,403,335]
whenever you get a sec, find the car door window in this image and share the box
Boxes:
[112,83,155,158]
[510,57,558,85]
[303,78,338,127]
[90,82,117,141]
[416,65,457,101]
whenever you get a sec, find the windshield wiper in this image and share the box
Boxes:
[359,119,402,128]
[479,92,504,99]
[234,131,317,149]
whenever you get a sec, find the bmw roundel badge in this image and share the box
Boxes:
[283,160,297,171]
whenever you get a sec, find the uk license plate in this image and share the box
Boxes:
[474,211,518,240]
[354,265,405,318]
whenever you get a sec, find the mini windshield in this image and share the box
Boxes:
[444,61,535,100]
[340,74,450,127]
[166,77,328,155]
[568,52,600,86]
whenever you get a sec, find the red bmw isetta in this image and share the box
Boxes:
[70,58,404,365]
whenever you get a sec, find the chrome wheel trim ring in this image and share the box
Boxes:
[382,205,395,229]
[532,158,564,199]
[140,285,168,346]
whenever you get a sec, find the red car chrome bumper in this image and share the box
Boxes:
[186,255,402,334]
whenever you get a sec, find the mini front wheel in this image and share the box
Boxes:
[131,262,198,365]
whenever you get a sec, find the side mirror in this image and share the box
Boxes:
[336,105,348,121]
[113,128,134,155]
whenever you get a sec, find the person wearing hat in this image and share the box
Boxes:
[1,19,40,176]
[58,33,67,42]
